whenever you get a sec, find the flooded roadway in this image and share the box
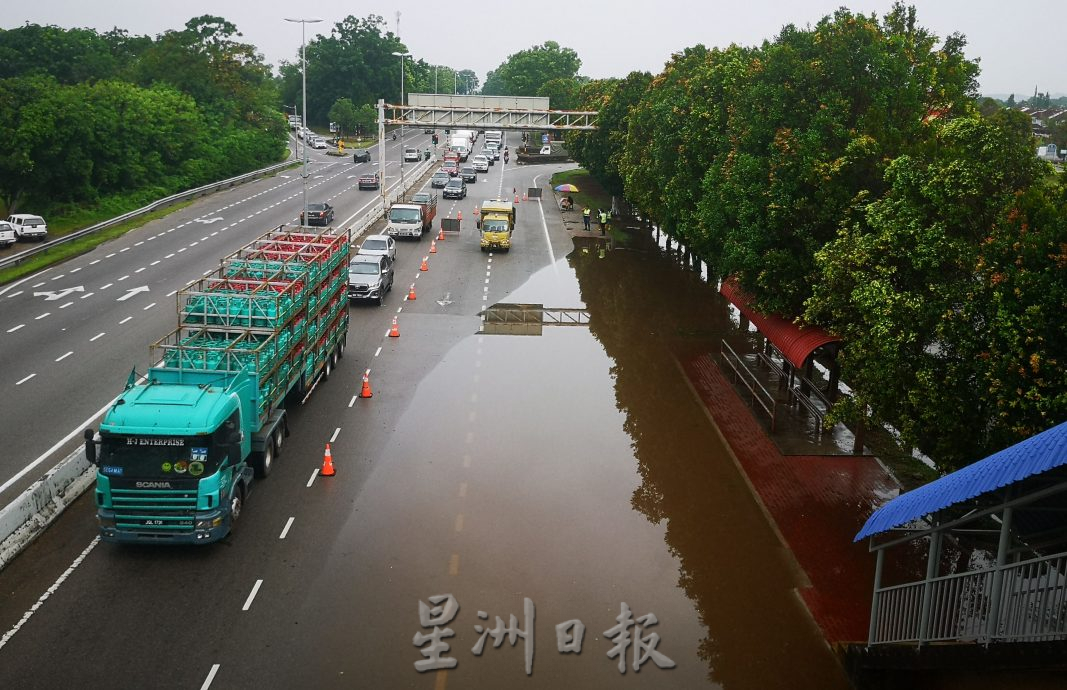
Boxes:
[266,229,851,688]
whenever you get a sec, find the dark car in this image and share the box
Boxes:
[461,166,477,183]
[301,202,334,226]
[358,171,381,190]
[347,254,394,306]
[431,171,450,188]
[443,178,467,200]
[353,149,371,163]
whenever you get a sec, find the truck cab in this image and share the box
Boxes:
[477,199,516,252]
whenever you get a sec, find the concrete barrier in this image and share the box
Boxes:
[0,448,93,571]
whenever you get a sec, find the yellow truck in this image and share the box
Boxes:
[477,199,515,252]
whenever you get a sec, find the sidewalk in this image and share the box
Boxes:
[681,352,901,644]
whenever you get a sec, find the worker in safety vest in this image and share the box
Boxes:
[582,207,591,231]
[598,209,609,234]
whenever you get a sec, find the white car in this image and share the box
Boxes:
[472,155,489,173]
[0,221,16,248]
[311,137,328,149]
[6,214,48,240]
[358,234,396,262]
[404,148,420,162]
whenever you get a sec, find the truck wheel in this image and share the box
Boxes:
[324,353,333,380]
[253,442,274,478]
[273,427,284,457]
[229,484,245,526]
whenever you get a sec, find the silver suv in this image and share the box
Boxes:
[0,221,16,248]
[358,234,396,262]
[348,254,394,306]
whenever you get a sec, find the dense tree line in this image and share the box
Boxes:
[567,3,1066,470]
[0,17,285,214]
[277,14,477,128]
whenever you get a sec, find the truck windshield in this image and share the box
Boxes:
[390,208,421,223]
[98,434,226,479]
[482,220,509,233]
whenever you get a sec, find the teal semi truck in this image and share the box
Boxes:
[84,226,350,544]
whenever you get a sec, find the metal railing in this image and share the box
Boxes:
[870,550,1067,645]
[0,161,296,271]
[719,339,778,431]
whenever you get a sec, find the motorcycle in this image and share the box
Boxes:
[392,132,397,141]
[503,151,509,164]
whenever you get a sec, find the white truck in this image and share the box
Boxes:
[385,192,438,239]
[448,137,470,161]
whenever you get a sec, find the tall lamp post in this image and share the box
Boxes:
[284,17,322,228]
[392,51,411,195]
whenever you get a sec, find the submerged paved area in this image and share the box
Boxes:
[682,352,901,644]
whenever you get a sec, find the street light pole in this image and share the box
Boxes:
[392,51,411,196]
[284,17,322,228]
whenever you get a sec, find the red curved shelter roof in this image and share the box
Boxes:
[719,278,841,369]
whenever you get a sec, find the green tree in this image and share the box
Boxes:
[567,72,651,196]
[482,41,581,96]
[328,97,359,138]
[806,110,1065,468]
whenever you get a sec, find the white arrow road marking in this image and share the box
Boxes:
[116,286,150,302]
[436,292,454,307]
[33,286,84,301]
[194,217,224,224]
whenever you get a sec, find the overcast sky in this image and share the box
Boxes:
[5,0,1064,97]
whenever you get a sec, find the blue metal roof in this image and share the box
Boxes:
[855,421,1067,541]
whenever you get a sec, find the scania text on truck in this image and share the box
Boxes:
[477,199,515,252]
[385,192,437,239]
[84,227,350,544]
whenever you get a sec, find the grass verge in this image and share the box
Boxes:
[0,199,195,286]
[549,169,612,213]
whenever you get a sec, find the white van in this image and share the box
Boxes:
[484,130,502,145]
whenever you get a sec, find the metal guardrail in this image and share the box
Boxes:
[720,339,778,431]
[0,160,295,271]
[870,550,1067,645]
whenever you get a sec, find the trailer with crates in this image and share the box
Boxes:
[84,226,350,544]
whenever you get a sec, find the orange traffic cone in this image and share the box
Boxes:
[389,316,400,337]
[320,443,336,476]
[420,256,429,272]
[474,206,480,216]
[514,194,520,203]
[408,283,417,300]
[360,371,373,398]
[438,226,445,241]
[430,239,437,254]
[457,210,462,221]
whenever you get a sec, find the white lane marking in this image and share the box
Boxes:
[6,324,25,333]
[119,247,130,253]
[135,267,146,273]
[119,317,132,324]
[306,469,318,488]
[200,236,209,241]
[329,427,341,443]
[59,301,73,309]
[166,290,177,297]
[50,274,65,281]
[279,517,295,539]
[55,351,73,362]
[105,254,115,259]
[374,346,382,357]
[80,292,94,299]
[190,241,199,247]
[89,332,105,342]
[535,188,559,270]
[241,580,263,611]
[15,374,36,386]
[6,291,23,298]
[164,253,175,259]
[178,248,187,253]
[348,395,357,408]
[35,312,50,320]
[32,282,46,288]
[70,268,81,273]
[150,261,160,266]
[397,306,403,313]
[89,260,100,265]
[100,283,113,290]
[0,537,100,652]
[0,372,148,494]
[134,241,144,247]
[143,302,156,311]
[117,275,129,281]
[199,664,220,690]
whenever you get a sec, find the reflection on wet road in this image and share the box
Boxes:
[275,231,849,688]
